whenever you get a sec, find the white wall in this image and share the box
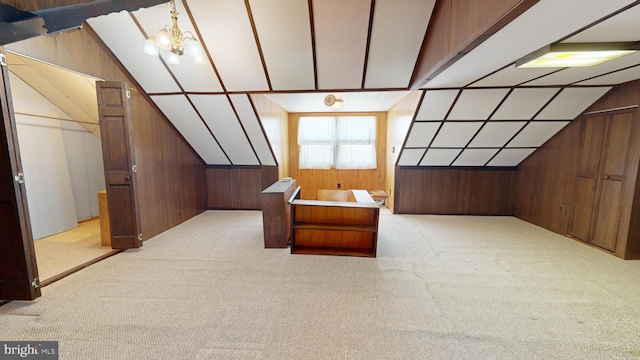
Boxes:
[10,73,105,239]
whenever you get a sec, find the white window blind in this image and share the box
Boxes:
[298,116,376,169]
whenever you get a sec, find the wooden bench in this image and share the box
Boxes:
[290,190,379,257]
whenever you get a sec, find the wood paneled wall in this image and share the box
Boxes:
[250,94,289,179]
[5,27,208,240]
[130,89,207,240]
[288,113,386,200]
[411,0,538,87]
[395,167,516,215]
[207,166,278,210]
[515,81,640,259]
[386,92,423,212]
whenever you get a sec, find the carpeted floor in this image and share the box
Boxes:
[33,218,114,282]
[2,210,640,359]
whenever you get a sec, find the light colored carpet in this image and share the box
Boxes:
[33,219,114,282]
[2,210,640,359]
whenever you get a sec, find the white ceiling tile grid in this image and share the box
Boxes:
[248,0,315,91]
[491,88,559,120]
[506,121,570,148]
[87,11,181,93]
[404,122,440,148]
[415,90,459,121]
[534,87,612,120]
[420,149,461,166]
[364,0,435,89]
[151,95,229,164]
[487,148,536,166]
[313,0,371,89]
[229,94,277,166]
[187,0,269,92]
[447,89,511,120]
[132,1,224,93]
[189,94,260,165]
[397,148,426,166]
[431,122,484,147]
[452,149,499,166]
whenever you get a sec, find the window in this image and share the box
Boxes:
[298,116,376,169]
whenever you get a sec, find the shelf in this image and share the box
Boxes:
[292,223,377,233]
[291,246,376,258]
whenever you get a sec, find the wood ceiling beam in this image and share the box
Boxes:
[409,0,539,90]
[0,0,168,45]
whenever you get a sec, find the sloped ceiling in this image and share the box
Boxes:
[78,0,640,167]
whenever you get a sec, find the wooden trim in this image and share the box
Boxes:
[360,0,376,89]
[244,0,272,91]
[39,250,122,287]
[410,0,539,89]
[308,0,318,90]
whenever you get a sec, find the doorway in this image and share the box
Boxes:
[6,51,115,284]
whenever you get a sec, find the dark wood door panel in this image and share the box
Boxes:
[602,112,632,177]
[0,53,40,300]
[578,115,606,175]
[97,81,141,249]
[591,180,623,251]
[568,176,596,241]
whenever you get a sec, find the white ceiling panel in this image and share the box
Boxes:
[151,95,229,164]
[507,121,570,148]
[264,91,408,113]
[229,94,277,166]
[420,149,461,166]
[249,0,315,91]
[447,89,511,120]
[415,90,459,121]
[491,88,559,120]
[87,11,180,93]
[397,148,426,166]
[535,87,611,120]
[189,94,259,165]
[364,0,435,89]
[563,4,640,42]
[525,52,640,86]
[452,149,499,166]
[424,0,635,88]
[469,122,527,147]
[188,0,269,91]
[577,65,640,85]
[132,2,223,93]
[471,66,560,87]
[431,122,483,147]
[487,148,535,166]
[404,122,440,148]
[313,0,371,89]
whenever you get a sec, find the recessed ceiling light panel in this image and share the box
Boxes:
[516,42,640,68]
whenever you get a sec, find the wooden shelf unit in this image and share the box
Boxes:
[290,197,380,257]
[261,179,298,248]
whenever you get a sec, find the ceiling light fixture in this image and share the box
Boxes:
[143,0,205,65]
[515,42,640,68]
[324,94,343,110]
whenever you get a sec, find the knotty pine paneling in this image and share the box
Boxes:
[288,113,386,200]
[411,0,538,87]
[5,26,208,240]
[207,166,278,210]
[395,167,516,214]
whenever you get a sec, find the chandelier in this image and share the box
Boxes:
[143,0,205,65]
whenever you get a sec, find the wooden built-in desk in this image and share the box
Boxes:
[290,190,379,257]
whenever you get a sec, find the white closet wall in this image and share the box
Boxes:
[10,73,105,239]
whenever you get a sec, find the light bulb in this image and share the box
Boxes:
[143,38,158,56]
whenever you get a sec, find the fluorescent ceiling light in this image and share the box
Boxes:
[516,42,640,68]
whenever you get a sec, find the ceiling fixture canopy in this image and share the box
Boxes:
[143,0,205,65]
[324,94,343,110]
[516,42,640,68]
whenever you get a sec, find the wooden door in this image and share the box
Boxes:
[568,110,634,252]
[568,115,606,240]
[97,82,142,249]
[590,112,633,251]
[0,50,40,300]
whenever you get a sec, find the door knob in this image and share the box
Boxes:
[125,175,131,181]
[603,175,610,179]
